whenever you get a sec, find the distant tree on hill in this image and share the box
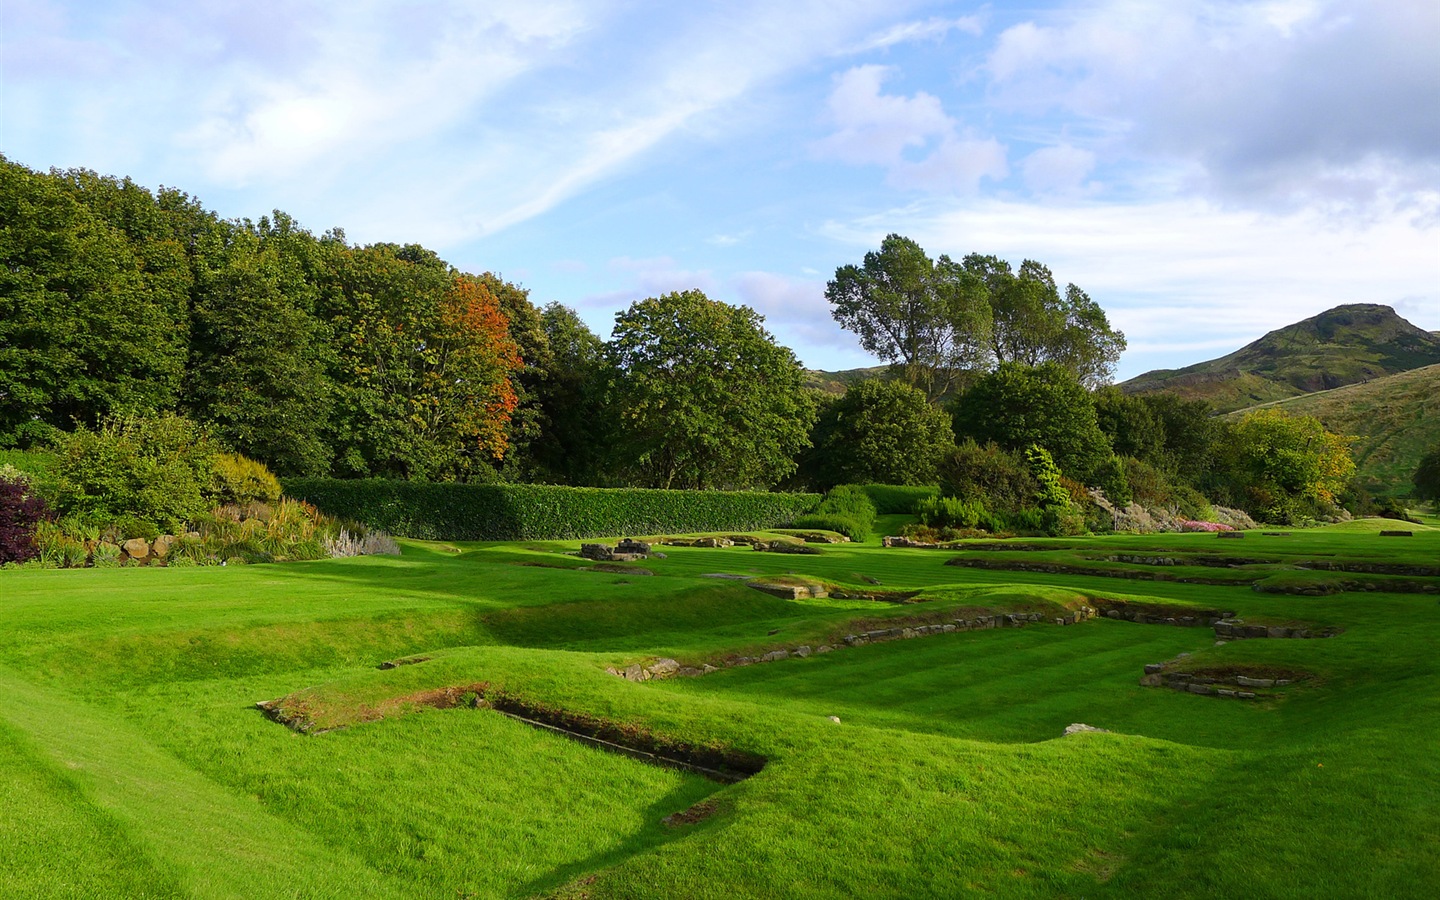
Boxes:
[1414,445,1440,505]
[607,290,816,490]
[804,380,954,489]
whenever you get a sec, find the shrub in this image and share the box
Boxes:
[801,485,878,542]
[859,484,939,515]
[0,470,50,565]
[937,441,1038,515]
[282,479,821,541]
[92,541,122,568]
[52,414,219,534]
[916,495,985,530]
[210,453,283,506]
[791,513,867,543]
[1026,445,1071,511]
[1093,456,1132,506]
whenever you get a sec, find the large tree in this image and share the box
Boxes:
[523,303,613,486]
[185,214,335,476]
[804,379,954,489]
[0,157,189,443]
[607,290,816,490]
[319,244,521,480]
[826,234,992,400]
[949,362,1113,483]
[1219,408,1355,522]
[963,254,1125,387]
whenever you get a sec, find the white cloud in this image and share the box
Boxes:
[1021,144,1097,195]
[732,271,872,363]
[821,195,1440,377]
[844,15,985,54]
[985,0,1440,213]
[814,64,1008,193]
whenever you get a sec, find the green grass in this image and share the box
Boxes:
[1,522,1437,897]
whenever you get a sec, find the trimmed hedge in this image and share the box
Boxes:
[859,484,939,514]
[281,479,821,541]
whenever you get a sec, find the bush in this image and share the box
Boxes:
[0,469,50,565]
[52,414,219,534]
[1026,446,1071,512]
[802,485,878,542]
[281,479,822,541]
[1093,456,1131,506]
[791,513,868,543]
[92,541,122,568]
[916,495,986,530]
[210,453,283,506]
[859,484,939,515]
[937,441,1038,515]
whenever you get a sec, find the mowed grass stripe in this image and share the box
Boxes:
[0,668,410,899]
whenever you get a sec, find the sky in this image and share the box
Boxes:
[3,0,1438,380]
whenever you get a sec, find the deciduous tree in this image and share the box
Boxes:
[607,290,816,490]
[804,379,954,488]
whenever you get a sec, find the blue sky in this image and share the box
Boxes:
[4,0,1437,380]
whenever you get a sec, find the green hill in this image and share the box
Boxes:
[805,364,888,395]
[1227,363,1440,497]
[1120,304,1440,413]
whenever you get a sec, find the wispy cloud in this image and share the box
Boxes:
[842,14,984,54]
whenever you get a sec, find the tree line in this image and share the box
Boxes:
[1,157,1366,525]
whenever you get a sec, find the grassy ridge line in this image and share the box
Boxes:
[0,667,407,899]
[283,479,821,541]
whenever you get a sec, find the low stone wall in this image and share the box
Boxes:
[606,606,1100,682]
[1212,618,1341,640]
[1139,659,1301,699]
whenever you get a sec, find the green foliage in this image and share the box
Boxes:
[283,478,820,541]
[1411,445,1440,504]
[185,214,335,476]
[52,414,220,534]
[0,157,189,439]
[804,380,954,489]
[1219,408,1356,523]
[799,484,879,542]
[210,453,283,506]
[858,484,939,514]
[606,290,817,490]
[962,254,1126,387]
[320,247,522,481]
[790,514,866,543]
[826,234,992,400]
[1093,456,1132,506]
[916,495,988,530]
[1093,387,1165,463]
[950,362,1112,483]
[516,303,613,485]
[1025,445,1072,512]
[937,440,1039,515]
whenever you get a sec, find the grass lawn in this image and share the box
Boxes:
[1,520,1436,897]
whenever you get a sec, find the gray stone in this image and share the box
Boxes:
[1217,689,1236,698]
[1064,723,1109,735]
[761,650,789,663]
[794,646,812,658]
[1237,691,1256,699]
[677,667,703,677]
[815,645,834,654]
[827,715,841,723]
[1188,684,1215,695]
[1235,676,1274,688]
[121,537,151,562]
[701,665,719,674]
[649,658,680,677]
[1144,664,1165,675]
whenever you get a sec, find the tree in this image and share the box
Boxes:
[606,290,817,490]
[1412,445,1440,505]
[804,380,954,488]
[523,303,612,485]
[319,244,521,480]
[949,362,1113,483]
[185,214,335,476]
[1093,386,1165,463]
[0,157,188,442]
[963,254,1125,387]
[1220,408,1355,523]
[826,235,992,400]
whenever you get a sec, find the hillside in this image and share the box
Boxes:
[1120,304,1440,413]
[805,364,889,395]
[1226,363,1440,497]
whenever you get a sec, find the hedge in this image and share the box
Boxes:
[282,479,822,541]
